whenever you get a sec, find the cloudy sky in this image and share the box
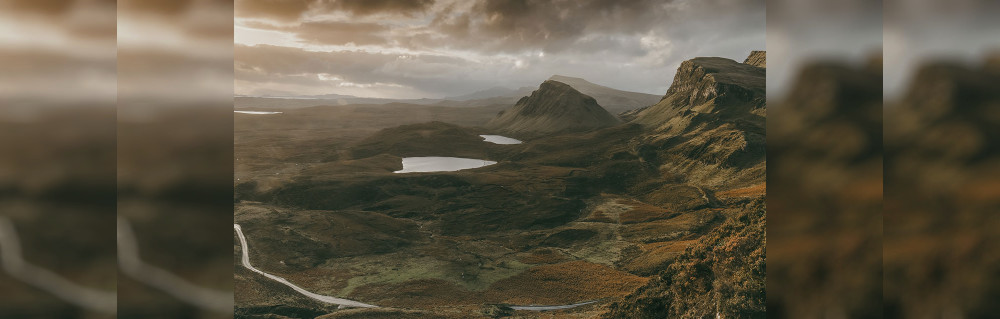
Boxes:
[235,0,764,99]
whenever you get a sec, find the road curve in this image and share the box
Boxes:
[119,217,232,313]
[509,299,600,311]
[0,216,117,315]
[233,224,378,308]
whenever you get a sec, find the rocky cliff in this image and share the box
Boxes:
[743,50,766,67]
[630,55,766,187]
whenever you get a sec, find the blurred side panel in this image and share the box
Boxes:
[116,0,234,317]
[0,0,118,318]
[766,0,883,318]
[883,0,1000,317]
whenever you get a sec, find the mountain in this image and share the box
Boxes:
[443,77,658,114]
[547,75,662,114]
[634,56,765,129]
[630,55,765,186]
[486,80,621,135]
[603,51,768,319]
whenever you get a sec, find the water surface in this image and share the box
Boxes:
[480,135,522,144]
[394,157,497,173]
[235,111,283,115]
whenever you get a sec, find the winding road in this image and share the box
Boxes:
[233,224,378,308]
[0,216,117,315]
[235,223,605,312]
[119,217,232,313]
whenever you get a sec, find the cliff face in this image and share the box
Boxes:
[630,55,766,187]
[743,50,766,67]
[486,80,621,135]
[604,51,769,319]
[635,57,765,129]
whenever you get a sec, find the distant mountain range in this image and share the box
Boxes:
[443,86,535,101]
[237,76,659,113]
[545,75,662,114]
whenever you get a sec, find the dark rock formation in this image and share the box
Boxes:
[630,55,766,187]
[487,80,621,135]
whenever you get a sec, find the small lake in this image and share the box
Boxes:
[480,135,522,144]
[394,157,497,173]
[235,111,283,115]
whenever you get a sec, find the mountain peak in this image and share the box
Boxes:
[541,75,661,114]
[487,80,620,135]
[633,56,765,130]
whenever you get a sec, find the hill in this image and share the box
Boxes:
[486,80,621,136]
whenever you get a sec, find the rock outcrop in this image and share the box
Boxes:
[604,52,768,318]
[629,55,765,187]
[487,80,621,135]
[634,57,765,129]
[743,50,766,67]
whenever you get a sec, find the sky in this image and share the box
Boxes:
[234,0,765,99]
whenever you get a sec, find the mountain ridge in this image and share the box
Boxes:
[546,75,662,114]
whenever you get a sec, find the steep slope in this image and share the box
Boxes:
[604,199,765,319]
[548,75,662,114]
[603,51,768,319]
[743,50,766,67]
[630,54,766,187]
[634,57,765,129]
[486,80,621,135]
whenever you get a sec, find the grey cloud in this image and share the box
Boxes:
[235,0,765,98]
[243,20,390,46]
[235,0,435,21]
[235,44,501,97]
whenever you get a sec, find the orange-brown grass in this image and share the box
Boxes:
[482,261,648,305]
[519,248,571,264]
[617,199,675,224]
[623,240,697,274]
[621,211,709,242]
[717,182,766,198]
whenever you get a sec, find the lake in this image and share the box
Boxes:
[480,135,522,144]
[394,157,497,173]
[235,111,283,114]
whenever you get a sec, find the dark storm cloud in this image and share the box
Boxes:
[400,0,764,54]
[235,0,765,98]
[235,0,434,21]
[235,0,311,21]
[332,0,436,16]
